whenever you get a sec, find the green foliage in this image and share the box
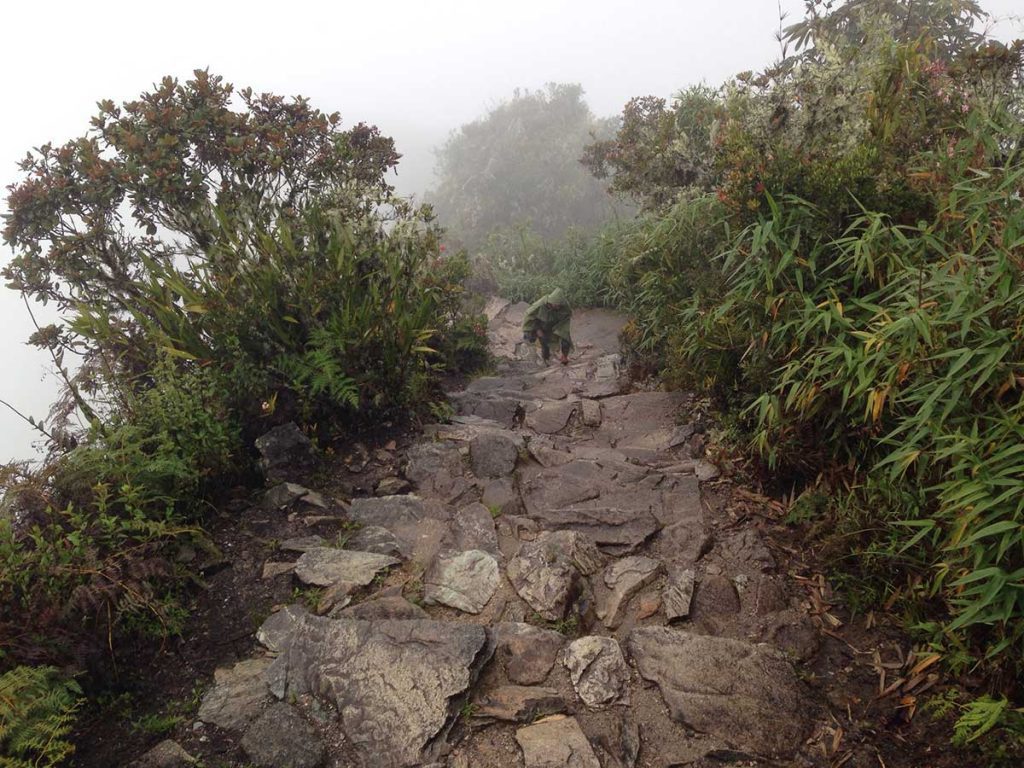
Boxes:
[586,0,1024,683]
[0,73,485,676]
[952,695,1024,747]
[0,666,82,768]
[478,222,629,307]
[581,86,721,209]
[430,83,626,251]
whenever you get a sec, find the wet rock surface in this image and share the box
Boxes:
[627,627,810,758]
[516,717,601,768]
[266,615,493,767]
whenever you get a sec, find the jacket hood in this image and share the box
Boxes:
[545,288,567,307]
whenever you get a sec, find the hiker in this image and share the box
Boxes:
[522,288,573,365]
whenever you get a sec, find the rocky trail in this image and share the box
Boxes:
[121,300,936,768]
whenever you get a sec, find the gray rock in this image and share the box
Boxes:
[337,595,428,620]
[346,525,403,558]
[663,568,695,621]
[473,685,567,722]
[598,556,662,629]
[423,550,500,614]
[481,477,522,516]
[445,503,500,555]
[581,399,602,427]
[592,719,640,768]
[375,476,412,496]
[264,482,311,510]
[469,432,520,478]
[405,442,466,497]
[717,529,775,572]
[197,658,272,732]
[348,495,450,561]
[668,424,696,448]
[519,462,662,554]
[256,423,316,482]
[626,628,811,758]
[564,636,629,708]
[692,574,741,616]
[506,531,603,620]
[493,622,565,684]
[266,616,493,767]
[129,740,196,768]
[262,561,295,579]
[293,547,399,588]
[280,535,325,553]
[516,717,601,768]
[240,702,324,768]
[257,604,310,654]
[694,460,720,482]
[526,400,578,434]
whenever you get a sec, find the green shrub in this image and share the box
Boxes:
[0,666,82,768]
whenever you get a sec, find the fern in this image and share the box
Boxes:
[0,666,82,767]
[952,696,1024,747]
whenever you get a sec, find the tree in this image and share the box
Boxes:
[429,83,623,250]
[3,69,400,319]
[581,86,721,209]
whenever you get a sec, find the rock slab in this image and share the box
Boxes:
[599,556,662,628]
[240,702,325,768]
[293,547,399,588]
[197,658,272,732]
[626,627,810,758]
[663,568,696,621]
[564,636,629,709]
[266,615,493,767]
[424,549,500,614]
[516,716,601,768]
[493,622,565,684]
[474,685,567,722]
[506,531,603,620]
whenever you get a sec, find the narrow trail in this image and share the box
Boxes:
[175,300,844,768]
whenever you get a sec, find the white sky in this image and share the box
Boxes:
[1,0,1021,462]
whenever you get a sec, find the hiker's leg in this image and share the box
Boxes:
[540,337,551,361]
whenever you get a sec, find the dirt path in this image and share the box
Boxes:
[121,301,947,768]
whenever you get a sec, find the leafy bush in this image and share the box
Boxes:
[0,666,82,768]
[478,222,632,307]
[586,0,1024,679]
[0,74,486,675]
[430,83,625,251]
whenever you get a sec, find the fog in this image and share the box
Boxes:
[1,0,1020,462]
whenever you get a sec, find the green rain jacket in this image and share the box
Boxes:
[522,288,574,350]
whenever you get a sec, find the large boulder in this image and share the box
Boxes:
[626,628,811,758]
[506,531,603,621]
[265,615,493,767]
[469,432,520,478]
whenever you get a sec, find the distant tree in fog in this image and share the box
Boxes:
[429,83,624,250]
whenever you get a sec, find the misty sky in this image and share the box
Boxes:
[1,0,1021,462]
